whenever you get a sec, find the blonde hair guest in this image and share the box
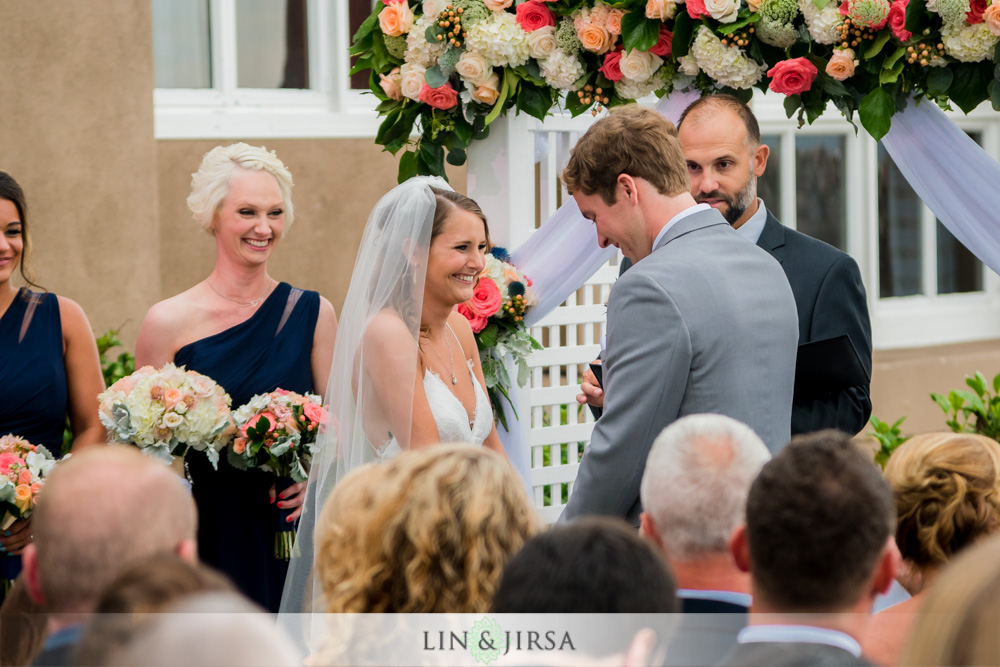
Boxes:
[863,432,1000,665]
[316,445,541,614]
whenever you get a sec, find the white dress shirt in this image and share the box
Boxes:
[734,198,768,245]
[678,588,753,608]
[653,203,711,250]
[736,625,862,657]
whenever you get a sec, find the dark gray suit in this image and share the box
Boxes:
[561,207,798,525]
[718,641,874,666]
[756,212,872,436]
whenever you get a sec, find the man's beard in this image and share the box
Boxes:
[698,170,757,226]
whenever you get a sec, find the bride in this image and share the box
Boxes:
[280,177,506,619]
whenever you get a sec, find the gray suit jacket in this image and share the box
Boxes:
[756,212,872,436]
[718,641,874,666]
[561,208,798,525]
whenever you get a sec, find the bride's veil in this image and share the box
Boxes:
[279,177,445,633]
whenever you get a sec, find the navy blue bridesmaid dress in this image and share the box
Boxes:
[174,282,319,613]
[0,289,68,587]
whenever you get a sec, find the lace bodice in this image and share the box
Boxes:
[423,359,493,446]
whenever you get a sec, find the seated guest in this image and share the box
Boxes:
[899,533,1000,666]
[316,445,540,613]
[723,430,898,667]
[638,414,770,665]
[21,446,197,666]
[0,576,47,667]
[106,592,302,667]
[75,554,235,666]
[862,432,1000,666]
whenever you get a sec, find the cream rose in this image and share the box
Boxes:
[825,48,856,80]
[484,0,513,9]
[400,63,427,101]
[646,0,678,20]
[705,0,741,22]
[162,412,184,429]
[472,72,502,105]
[619,49,663,81]
[606,9,626,34]
[423,0,447,16]
[379,67,403,101]
[378,1,415,37]
[578,23,614,53]
[527,25,558,59]
[985,2,1000,35]
[456,51,492,85]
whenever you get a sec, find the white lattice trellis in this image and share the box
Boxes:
[468,112,620,523]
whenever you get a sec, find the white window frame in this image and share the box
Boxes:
[154,0,382,139]
[752,91,1000,351]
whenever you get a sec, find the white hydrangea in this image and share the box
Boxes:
[941,21,998,61]
[539,49,586,89]
[615,70,665,99]
[689,26,766,88]
[799,0,843,44]
[465,11,531,68]
[405,14,447,67]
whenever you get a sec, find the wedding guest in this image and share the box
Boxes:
[0,576,47,667]
[862,432,1000,666]
[563,105,797,525]
[899,533,1000,666]
[639,414,769,666]
[722,430,898,667]
[134,143,336,612]
[75,553,235,666]
[21,446,197,666]
[0,171,105,582]
[316,445,539,613]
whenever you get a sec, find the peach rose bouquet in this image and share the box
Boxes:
[0,434,55,590]
[98,364,232,471]
[456,247,540,431]
[228,390,327,560]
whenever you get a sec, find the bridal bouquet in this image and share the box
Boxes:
[354,0,1000,180]
[98,364,232,470]
[457,247,541,430]
[229,389,327,560]
[0,435,55,591]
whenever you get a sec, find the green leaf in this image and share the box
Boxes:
[879,60,905,85]
[671,12,695,59]
[349,55,373,76]
[484,69,519,125]
[949,390,966,411]
[718,13,760,35]
[970,371,989,397]
[418,141,446,177]
[925,66,954,97]
[956,389,987,416]
[993,372,1000,395]
[516,79,553,121]
[884,46,907,70]
[446,147,467,166]
[819,73,850,98]
[398,149,419,183]
[865,30,893,59]
[859,87,894,140]
[904,0,926,34]
[950,62,992,113]
[370,32,392,72]
[783,94,801,118]
[621,11,661,52]
[352,3,383,44]
[478,322,500,348]
[989,80,1000,111]
[424,65,447,89]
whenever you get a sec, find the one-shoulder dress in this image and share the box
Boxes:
[175,282,319,612]
[0,289,68,587]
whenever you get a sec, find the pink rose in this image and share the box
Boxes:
[888,0,911,40]
[233,437,247,455]
[17,469,32,486]
[606,9,625,35]
[0,453,22,474]
[455,278,503,333]
[649,26,673,57]
[418,82,459,110]
[484,0,513,9]
[304,402,328,425]
[456,302,489,333]
[516,1,556,31]
[686,0,711,19]
[379,67,403,101]
[163,387,183,410]
[600,51,625,82]
[984,2,1000,34]
[378,0,415,37]
[968,0,987,23]
[825,48,857,80]
[244,412,277,437]
[767,57,819,95]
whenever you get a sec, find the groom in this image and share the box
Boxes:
[560,106,798,525]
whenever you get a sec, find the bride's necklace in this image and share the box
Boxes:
[426,326,458,385]
[207,279,272,308]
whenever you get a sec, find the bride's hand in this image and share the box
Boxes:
[270,482,307,522]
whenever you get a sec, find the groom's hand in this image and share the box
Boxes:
[577,364,604,408]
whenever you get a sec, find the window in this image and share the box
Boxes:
[152,0,381,139]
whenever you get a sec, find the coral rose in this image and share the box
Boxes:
[303,402,328,425]
[600,52,625,81]
[233,437,247,455]
[456,278,503,333]
[650,26,673,57]
[606,9,626,34]
[686,0,712,19]
[969,0,988,23]
[484,0,513,9]
[472,73,502,105]
[646,0,678,20]
[516,1,556,31]
[379,67,403,101]
[888,0,912,39]
[825,48,857,80]
[984,2,1000,34]
[456,302,489,333]
[419,82,459,110]
[245,412,278,437]
[578,23,614,53]
[378,0,415,37]
[767,57,819,95]
[17,469,32,486]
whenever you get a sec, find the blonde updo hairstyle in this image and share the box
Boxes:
[186,143,294,233]
[316,445,541,613]
[885,432,1000,569]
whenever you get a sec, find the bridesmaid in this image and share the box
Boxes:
[135,144,336,612]
[0,172,105,563]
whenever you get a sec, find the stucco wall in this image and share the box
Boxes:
[0,0,159,344]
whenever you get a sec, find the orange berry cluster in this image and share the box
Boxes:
[505,295,527,322]
[436,5,467,48]
[836,18,878,48]
[577,84,610,116]
[720,26,754,48]
[906,42,945,66]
